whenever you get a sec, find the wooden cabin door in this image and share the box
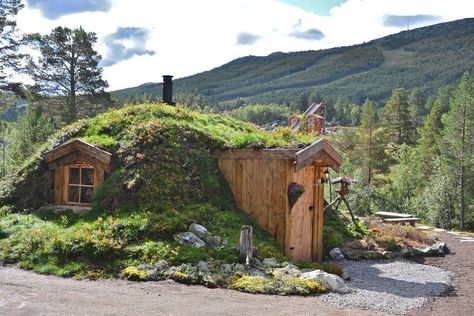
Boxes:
[287,165,315,262]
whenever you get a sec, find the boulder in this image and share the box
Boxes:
[273,264,301,277]
[263,257,280,268]
[362,251,384,260]
[220,264,233,275]
[400,248,411,258]
[329,248,344,260]
[431,241,446,255]
[188,223,209,239]
[204,235,222,249]
[300,270,351,294]
[382,251,399,259]
[341,249,363,260]
[174,232,206,248]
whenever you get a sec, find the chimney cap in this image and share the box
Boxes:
[162,75,173,82]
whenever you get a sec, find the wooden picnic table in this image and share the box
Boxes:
[375,211,414,219]
[382,217,421,227]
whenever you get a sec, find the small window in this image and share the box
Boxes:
[308,124,315,129]
[67,166,95,204]
[308,118,314,123]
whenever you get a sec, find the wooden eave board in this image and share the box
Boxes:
[44,139,112,166]
[213,148,298,160]
[295,139,342,172]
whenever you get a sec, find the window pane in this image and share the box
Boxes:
[69,168,80,184]
[81,187,94,204]
[82,168,94,185]
[68,186,80,202]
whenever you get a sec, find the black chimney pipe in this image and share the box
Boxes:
[162,75,174,105]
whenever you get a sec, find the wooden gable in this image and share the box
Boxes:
[44,139,112,172]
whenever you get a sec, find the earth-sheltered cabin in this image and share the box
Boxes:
[43,139,112,208]
[214,138,342,262]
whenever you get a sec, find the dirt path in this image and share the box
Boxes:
[409,231,474,316]
[0,266,386,316]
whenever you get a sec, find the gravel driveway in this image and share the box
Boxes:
[0,266,385,316]
[322,259,452,315]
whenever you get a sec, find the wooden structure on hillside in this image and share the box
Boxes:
[214,139,342,262]
[43,139,112,207]
[288,102,326,135]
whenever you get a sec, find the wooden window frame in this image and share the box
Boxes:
[65,163,95,206]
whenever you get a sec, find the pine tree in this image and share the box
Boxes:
[383,88,411,144]
[417,100,443,177]
[408,88,424,143]
[0,0,24,93]
[441,72,474,229]
[26,26,110,124]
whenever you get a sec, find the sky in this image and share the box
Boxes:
[16,0,474,91]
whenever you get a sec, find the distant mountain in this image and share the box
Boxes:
[112,18,474,105]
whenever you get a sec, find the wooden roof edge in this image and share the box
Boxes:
[294,138,342,172]
[43,139,112,165]
[212,148,299,160]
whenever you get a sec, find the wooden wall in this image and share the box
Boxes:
[217,157,325,262]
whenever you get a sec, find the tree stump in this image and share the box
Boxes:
[239,225,254,264]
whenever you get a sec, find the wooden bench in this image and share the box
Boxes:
[375,211,414,219]
[382,217,420,227]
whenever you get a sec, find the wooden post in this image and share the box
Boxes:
[239,225,253,264]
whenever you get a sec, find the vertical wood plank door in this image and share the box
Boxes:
[287,165,315,261]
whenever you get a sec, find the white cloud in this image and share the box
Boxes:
[15,0,474,91]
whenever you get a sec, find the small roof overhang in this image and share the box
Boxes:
[43,139,112,171]
[213,138,342,172]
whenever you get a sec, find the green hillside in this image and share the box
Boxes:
[111,18,474,105]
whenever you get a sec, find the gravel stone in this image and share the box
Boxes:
[321,259,452,315]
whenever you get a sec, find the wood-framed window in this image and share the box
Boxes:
[308,118,315,123]
[66,165,95,205]
[308,124,315,129]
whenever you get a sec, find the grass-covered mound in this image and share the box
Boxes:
[0,103,318,286]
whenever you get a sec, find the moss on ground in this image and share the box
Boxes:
[229,275,326,295]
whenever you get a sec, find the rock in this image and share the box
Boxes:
[204,235,222,249]
[233,263,247,273]
[410,247,429,256]
[400,248,411,258]
[432,233,439,242]
[273,264,301,277]
[300,270,351,294]
[362,251,384,260]
[220,264,233,275]
[341,269,350,281]
[196,261,210,274]
[382,251,399,259]
[329,248,344,260]
[174,232,206,248]
[345,240,367,250]
[341,249,363,260]
[262,257,279,268]
[431,241,446,255]
[155,260,169,273]
[188,223,209,239]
